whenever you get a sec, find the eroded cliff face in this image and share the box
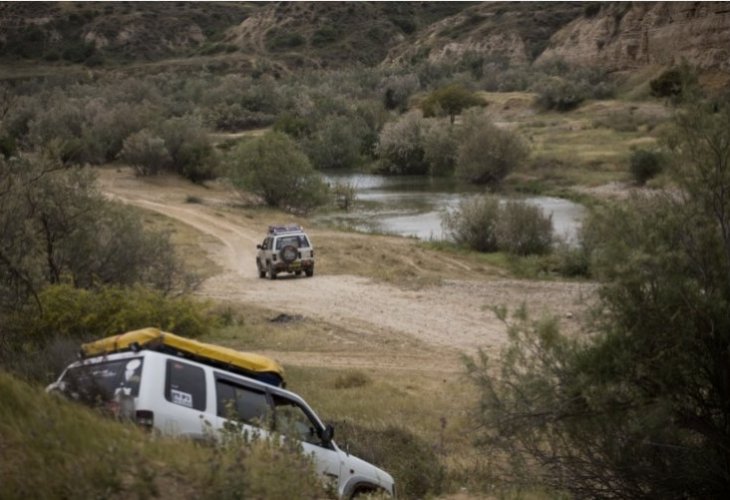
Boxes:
[538,2,730,72]
[384,2,585,67]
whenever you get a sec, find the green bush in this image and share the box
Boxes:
[1,283,214,383]
[334,420,443,499]
[650,67,683,99]
[303,115,365,170]
[495,201,553,255]
[423,118,457,176]
[421,83,485,124]
[442,195,500,252]
[629,149,664,185]
[533,77,587,111]
[379,73,420,112]
[312,26,339,47]
[228,131,329,213]
[455,111,529,186]
[443,196,554,256]
[273,112,312,139]
[265,29,305,51]
[25,284,214,344]
[0,135,16,159]
[121,129,170,176]
[80,102,161,165]
[62,41,96,63]
[27,99,85,152]
[553,239,591,278]
[0,157,193,316]
[375,111,428,175]
[157,116,218,183]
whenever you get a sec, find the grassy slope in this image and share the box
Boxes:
[0,371,324,499]
[477,91,672,190]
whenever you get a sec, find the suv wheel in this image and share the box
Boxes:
[305,266,314,277]
[268,263,277,280]
[257,260,266,279]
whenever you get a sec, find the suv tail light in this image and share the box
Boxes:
[136,410,154,429]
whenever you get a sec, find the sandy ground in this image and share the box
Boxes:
[99,168,596,366]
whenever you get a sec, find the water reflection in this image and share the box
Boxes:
[319,173,586,243]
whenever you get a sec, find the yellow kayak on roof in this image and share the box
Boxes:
[81,327,285,386]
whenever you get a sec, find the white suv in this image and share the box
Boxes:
[47,349,395,498]
[256,224,314,279]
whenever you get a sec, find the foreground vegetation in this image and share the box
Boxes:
[467,94,730,498]
[0,371,325,500]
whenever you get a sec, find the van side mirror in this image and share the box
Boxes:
[256,244,262,249]
[321,424,334,443]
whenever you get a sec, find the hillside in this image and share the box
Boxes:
[538,2,730,74]
[383,1,586,66]
[1,2,729,79]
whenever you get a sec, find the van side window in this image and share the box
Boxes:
[165,360,206,411]
[63,358,144,405]
[216,379,270,426]
[272,395,322,446]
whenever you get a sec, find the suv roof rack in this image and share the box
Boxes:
[268,224,303,235]
[81,327,285,387]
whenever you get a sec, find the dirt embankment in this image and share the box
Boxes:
[99,168,596,369]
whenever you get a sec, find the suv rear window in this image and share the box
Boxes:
[63,358,143,405]
[275,235,308,249]
[165,360,206,411]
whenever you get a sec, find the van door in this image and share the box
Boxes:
[212,376,271,440]
[270,394,343,488]
[160,359,208,437]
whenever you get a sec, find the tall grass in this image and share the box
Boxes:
[0,371,325,499]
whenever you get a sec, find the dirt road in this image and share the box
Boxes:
[99,168,594,361]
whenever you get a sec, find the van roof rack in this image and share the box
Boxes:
[81,327,285,387]
[268,224,303,235]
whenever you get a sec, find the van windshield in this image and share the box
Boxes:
[63,358,144,405]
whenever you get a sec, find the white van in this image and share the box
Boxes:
[47,349,395,498]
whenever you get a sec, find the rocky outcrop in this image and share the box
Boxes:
[538,2,730,72]
[384,2,585,67]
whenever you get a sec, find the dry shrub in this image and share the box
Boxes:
[333,370,372,389]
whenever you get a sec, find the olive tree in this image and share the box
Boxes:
[121,129,170,176]
[157,115,218,183]
[423,118,458,177]
[228,131,328,213]
[455,110,529,186]
[375,111,428,175]
[302,115,366,170]
[0,155,192,317]
[421,84,485,124]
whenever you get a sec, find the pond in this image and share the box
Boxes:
[317,173,586,243]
